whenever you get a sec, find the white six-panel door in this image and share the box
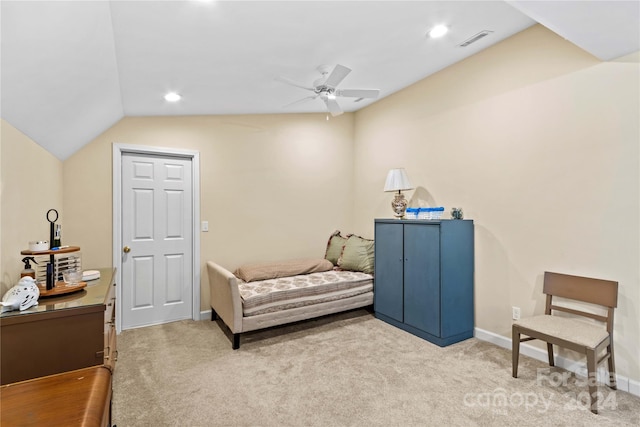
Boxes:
[121,152,193,329]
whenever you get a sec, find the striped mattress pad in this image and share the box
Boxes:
[237,269,373,317]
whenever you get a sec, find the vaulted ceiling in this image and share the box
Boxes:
[2,1,639,160]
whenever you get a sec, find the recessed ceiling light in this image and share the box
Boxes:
[428,24,449,39]
[164,92,181,102]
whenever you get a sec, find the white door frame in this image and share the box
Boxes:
[113,143,201,334]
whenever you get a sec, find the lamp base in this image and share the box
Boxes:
[391,192,408,218]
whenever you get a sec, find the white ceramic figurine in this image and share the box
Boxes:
[1,277,40,313]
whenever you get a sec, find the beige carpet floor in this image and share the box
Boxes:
[113,309,640,426]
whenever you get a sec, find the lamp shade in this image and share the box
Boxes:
[383,168,414,192]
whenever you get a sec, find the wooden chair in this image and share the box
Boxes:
[512,271,618,414]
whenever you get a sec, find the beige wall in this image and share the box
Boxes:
[62,113,356,310]
[353,25,639,381]
[1,24,638,384]
[0,120,64,294]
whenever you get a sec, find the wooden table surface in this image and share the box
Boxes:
[0,366,111,427]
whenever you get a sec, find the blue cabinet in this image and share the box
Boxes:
[374,219,474,346]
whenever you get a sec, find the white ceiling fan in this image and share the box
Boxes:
[276,64,380,117]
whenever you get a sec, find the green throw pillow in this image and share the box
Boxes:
[337,235,374,274]
[325,231,347,266]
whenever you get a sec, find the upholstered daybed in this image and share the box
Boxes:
[207,232,374,349]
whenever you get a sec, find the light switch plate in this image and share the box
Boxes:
[201,221,209,232]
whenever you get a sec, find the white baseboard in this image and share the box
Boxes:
[199,310,212,321]
[474,327,640,398]
[629,376,640,397]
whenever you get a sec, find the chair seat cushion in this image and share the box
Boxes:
[514,314,609,348]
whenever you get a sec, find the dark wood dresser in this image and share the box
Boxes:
[0,268,116,426]
[0,267,117,383]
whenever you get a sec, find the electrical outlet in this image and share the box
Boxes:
[512,306,521,320]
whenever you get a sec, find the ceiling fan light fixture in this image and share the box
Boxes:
[164,92,182,102]
[428,24,449,39]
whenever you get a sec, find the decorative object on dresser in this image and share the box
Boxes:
[374,219,474,346]
[0,277,40,313]
[24,209,82,291]
[405,206,445,220]
[20,246,84,297]
[383,168,414,218]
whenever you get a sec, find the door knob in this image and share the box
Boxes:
[123,246,131,253]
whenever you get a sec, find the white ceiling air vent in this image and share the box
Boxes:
[458,30,493,47]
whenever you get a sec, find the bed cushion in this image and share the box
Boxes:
[238,270,373,316]
[234,258,333,283]
[325,230,347,265]
[337,234,375,274]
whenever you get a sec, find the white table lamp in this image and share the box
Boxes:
[384,168,414,218]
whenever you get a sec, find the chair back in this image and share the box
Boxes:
[543,271,618,333]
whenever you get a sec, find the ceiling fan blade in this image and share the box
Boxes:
[274,75,315,91]
[322,96,343,117]
[323,64,351,88]
[283,95,318,108]
[336,89,380,99]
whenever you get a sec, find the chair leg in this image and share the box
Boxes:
[547,343,555,367]
[607,343,617,389]
[586,348,599,414]
[512,325,520,378]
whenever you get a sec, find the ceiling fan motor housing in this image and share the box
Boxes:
[315,86,335,96]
